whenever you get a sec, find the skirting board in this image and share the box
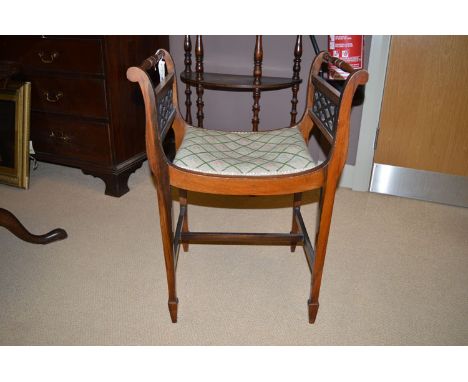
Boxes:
[338,164,355,189]
[314,161,355,189]
[370,163,468,207]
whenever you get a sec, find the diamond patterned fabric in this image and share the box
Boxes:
[173,126,316,176]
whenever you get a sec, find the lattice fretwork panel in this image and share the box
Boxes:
[157,88,175,134]
[312,90,338,136]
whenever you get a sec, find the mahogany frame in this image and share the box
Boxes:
[127,49,368,324]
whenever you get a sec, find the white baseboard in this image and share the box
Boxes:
[314,161,356,189]
[338,164,355,189]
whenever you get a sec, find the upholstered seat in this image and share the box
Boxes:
[173,126,315,176]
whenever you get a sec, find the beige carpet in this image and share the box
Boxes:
[0,162,467,345]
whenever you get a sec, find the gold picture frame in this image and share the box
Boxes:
[0,81,31,189]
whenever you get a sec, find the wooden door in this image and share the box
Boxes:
[371,36,468,206]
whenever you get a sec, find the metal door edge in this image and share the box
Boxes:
[370,163,468,208]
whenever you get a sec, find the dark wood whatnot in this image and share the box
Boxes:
[127,49,368,324]
[0,36,169,196]
[180,35,303,131]
[180,72,300,91]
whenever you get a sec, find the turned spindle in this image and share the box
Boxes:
[195,35,204,128]
[184,35,193,124]
[290,35,302,125]
[252,35,263,132]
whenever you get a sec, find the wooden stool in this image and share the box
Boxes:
[127,49,368,323]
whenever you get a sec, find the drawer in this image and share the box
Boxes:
[30,75,108,119]
[0,37,103,74]
[31,113,111,165]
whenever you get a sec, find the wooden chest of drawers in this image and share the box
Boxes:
[0,35,170,196]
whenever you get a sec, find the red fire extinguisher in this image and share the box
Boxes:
[328,35,364,80]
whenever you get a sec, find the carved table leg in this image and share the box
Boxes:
[0,208,67,244]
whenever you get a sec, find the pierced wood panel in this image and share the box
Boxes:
[157,87,175,136]
[312,89,338,137]
[154,71,176,138]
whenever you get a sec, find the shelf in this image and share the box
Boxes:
[180,71,301,92]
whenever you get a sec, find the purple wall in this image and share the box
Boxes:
[169,35,371,165]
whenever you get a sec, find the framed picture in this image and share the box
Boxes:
[0,81,31,189]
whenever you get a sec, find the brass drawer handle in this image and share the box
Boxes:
[49,131,71,143]
[38,50,59,63]
[44,91,63,103]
